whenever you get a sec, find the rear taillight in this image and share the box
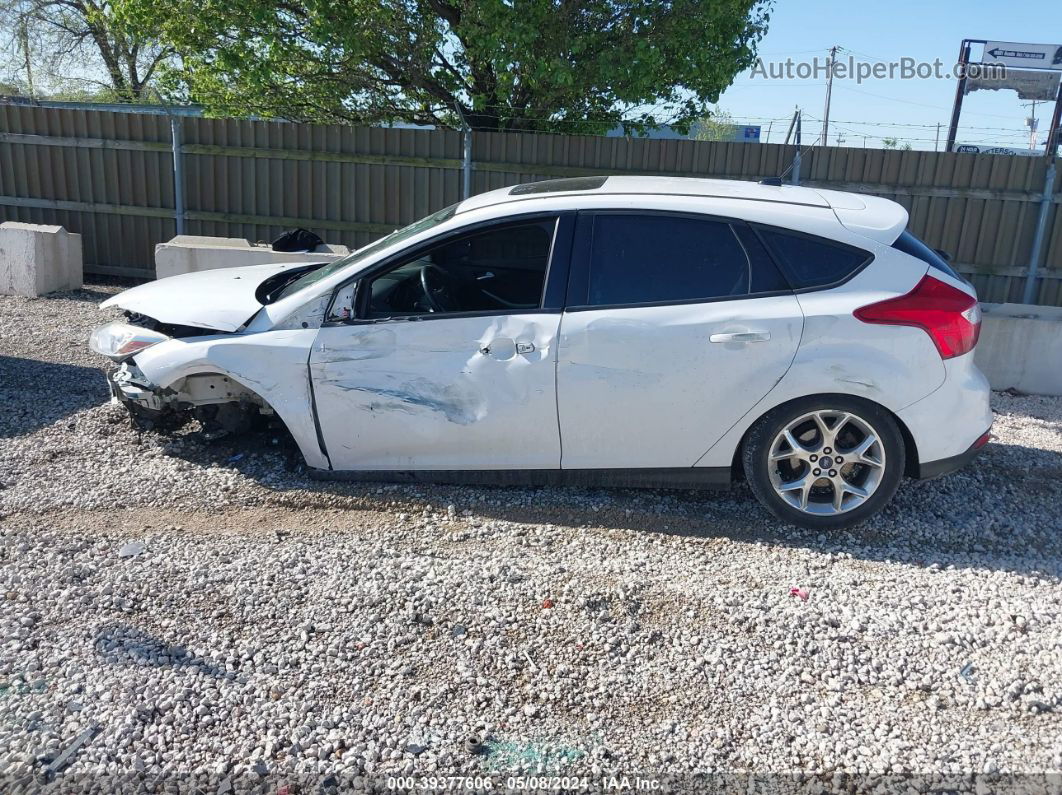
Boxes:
[854,275,981,359]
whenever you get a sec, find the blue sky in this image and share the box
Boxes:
[715,0,1060,150]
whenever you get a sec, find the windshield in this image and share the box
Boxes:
[272,203,459,302]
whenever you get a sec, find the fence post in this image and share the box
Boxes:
[1022,161,1056,306]
[461,125,472,199]
[791,111,802,186]
[170,115,186,236]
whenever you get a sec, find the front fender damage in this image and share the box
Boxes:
[114,329,329,470]
[109,363,272,437]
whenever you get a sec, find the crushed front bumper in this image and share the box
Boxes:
[108,362,174,412]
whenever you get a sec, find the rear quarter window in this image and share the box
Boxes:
[757,227,872,290]
[891,230,964,281]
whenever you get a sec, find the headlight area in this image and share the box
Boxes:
[89,321,171,361]
[89,312,223,363]
[108,364,276,439]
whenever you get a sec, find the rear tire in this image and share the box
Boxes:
[742,396,905,530]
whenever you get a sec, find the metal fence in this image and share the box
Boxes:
[1,102,1060,305]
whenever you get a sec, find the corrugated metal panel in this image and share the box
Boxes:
[180,119,464,250]
[0,105,174,273]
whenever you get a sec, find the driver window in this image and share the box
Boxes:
[360,218,556,318]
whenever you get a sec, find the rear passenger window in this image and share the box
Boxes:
[758,228,871,289]
[585,215,750,306]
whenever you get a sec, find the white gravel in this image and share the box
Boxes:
[1,285,1061,790]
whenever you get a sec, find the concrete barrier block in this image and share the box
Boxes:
[976,303,1062,397]
[0,222,83,297]
[155,235,351,279]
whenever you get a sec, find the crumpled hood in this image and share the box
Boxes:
[101,262,317,332]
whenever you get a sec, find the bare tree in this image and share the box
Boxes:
[0,0,169,100]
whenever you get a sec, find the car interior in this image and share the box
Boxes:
[357,219,556,318]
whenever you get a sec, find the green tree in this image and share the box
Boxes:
[881,136,912,151]
[130,0,771,132]
[691,108,737,141]
[0,0,170,100]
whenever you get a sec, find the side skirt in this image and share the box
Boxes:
[308,467,732,490]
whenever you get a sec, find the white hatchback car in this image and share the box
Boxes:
[90,176,992,529]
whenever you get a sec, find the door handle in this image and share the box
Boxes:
[709,331,771,343]
[478,340,536,357]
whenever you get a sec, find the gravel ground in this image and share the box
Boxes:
[1,285,1061,791]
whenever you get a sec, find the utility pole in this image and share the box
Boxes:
[822,45,838,147]
[783,107,797,146]
[1022,101,1039,151]
[934,123,941,152]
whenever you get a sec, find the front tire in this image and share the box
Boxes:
[742,396,905,530]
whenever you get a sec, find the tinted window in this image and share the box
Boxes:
[733,225,791,294]
[758,228,871,289]
[892,230,963,281]
[359,219,555,319]
[585,215,750,306]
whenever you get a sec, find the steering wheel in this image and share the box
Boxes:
[418,264,460,313]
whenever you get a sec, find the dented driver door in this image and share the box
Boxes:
[308,213,571,471]
[308,314,561,470]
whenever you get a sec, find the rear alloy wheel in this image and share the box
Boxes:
[743,397,905,529]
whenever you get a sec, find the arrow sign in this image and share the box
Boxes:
[988,48,1045,61]
[982,41,1062,71]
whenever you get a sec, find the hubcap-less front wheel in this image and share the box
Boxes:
[767,410,886,516]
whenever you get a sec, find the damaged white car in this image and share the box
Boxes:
[91,176,992,529]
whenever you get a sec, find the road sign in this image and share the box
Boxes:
[982,41,1062,71]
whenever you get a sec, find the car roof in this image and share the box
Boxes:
[457,175,831,213]
[456,176,908,245]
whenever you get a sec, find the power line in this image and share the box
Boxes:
[835,46,890,64]
[835,85,1025,121]
[817,117,1020,131]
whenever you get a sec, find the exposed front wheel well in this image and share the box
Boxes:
[731,393,920,481]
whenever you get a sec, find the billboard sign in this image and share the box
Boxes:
[955,144,1043,157]
[982,41,1062,71]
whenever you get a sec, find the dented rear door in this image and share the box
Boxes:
[309,314,561,470]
